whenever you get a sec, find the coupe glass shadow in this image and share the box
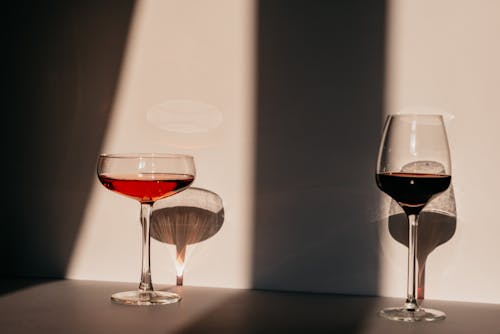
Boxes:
[151,187,224,286]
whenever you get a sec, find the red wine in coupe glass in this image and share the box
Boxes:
[96,153,195,306]
[99,173,194,203]
[376,172,451,215]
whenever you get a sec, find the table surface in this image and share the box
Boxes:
[0,279,499,334]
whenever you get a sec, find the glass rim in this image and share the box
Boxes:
[388,113,444,119]
[99,153,194,159]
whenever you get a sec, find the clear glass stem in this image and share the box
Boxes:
[405,214,419,311]
[139,203,154,292]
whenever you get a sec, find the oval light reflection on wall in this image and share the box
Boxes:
[147,100,223,134]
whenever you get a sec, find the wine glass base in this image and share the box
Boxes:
[111,290,181,306]
[378,307,445,322]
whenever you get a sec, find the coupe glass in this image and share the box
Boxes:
[375,114,451,321]
[97,153,195,305]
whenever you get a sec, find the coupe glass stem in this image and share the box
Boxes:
[139,203,154,292]
[405,214,419,311]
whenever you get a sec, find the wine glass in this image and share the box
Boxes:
[375,114,451,321]
[151,187,224,286]
[97,153,195,305]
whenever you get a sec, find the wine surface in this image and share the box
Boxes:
[98,173,194,203]
[376,172,451,215]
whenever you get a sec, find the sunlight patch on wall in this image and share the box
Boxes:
[379,0,500,303]
[67,0,256,289]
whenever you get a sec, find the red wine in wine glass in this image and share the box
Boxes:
[376,172,451,215]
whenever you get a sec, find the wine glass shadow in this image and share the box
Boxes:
[150,187,224,287]
[387,163,457,300]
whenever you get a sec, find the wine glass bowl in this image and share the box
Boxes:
[97,153,195,305]
[376,114,451,321]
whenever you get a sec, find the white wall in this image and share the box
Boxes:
[67,0,256,289]
[66,0,500,304]
[381,0,500,303]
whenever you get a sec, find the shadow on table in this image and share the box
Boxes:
[174,290,376,334]
[0,277,61,297]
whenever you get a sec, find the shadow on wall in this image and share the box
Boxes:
[253,0,386,295]
[151,187,225,286]
[387,182,457,300]
[2,1,135,282]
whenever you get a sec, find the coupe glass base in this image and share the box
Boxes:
[378,307,446,322]
[110,290,181,306]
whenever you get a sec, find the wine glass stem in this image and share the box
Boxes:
[405,214,419,310]
[139,202,154,292]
